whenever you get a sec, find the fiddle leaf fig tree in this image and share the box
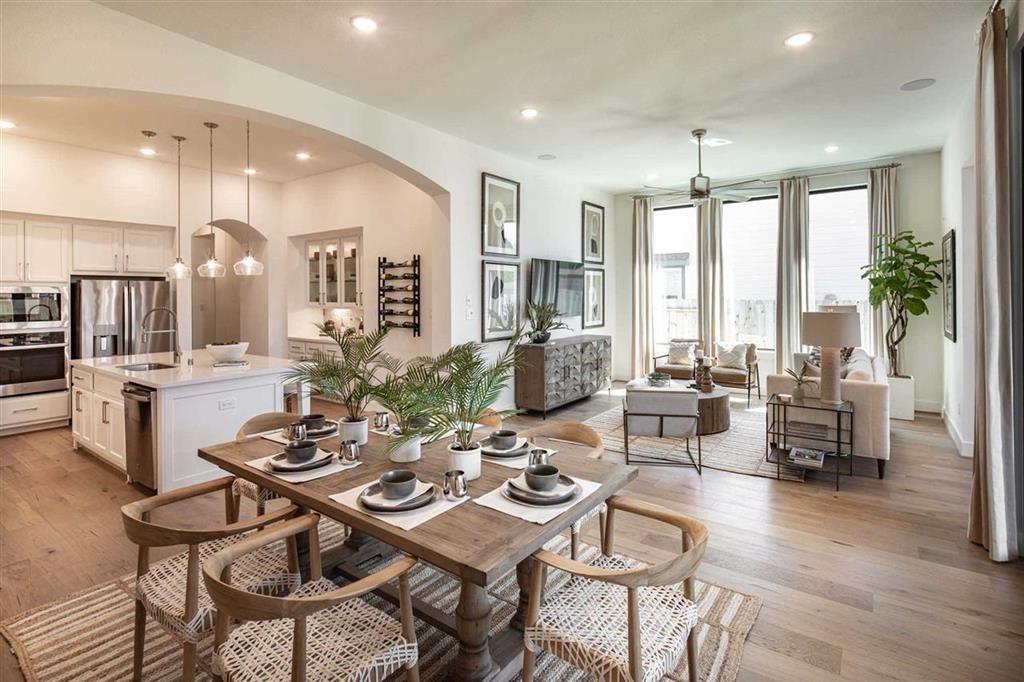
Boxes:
[860,230,941,377]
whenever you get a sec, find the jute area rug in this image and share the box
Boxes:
[584,393,806,482]
[1,536,761,681]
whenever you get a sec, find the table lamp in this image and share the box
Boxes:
[801,311,861,404]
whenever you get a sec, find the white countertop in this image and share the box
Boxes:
[70,350,299,390]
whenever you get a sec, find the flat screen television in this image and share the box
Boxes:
[529,258,583,317]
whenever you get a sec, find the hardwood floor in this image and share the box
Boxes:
[2,389,1022,680]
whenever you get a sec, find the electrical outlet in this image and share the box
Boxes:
[218,397,236,411]
[465,296,474,320]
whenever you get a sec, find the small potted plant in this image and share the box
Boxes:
[390,330,522,480]
[525,300,568,344]
[646,370,671,387]
[785,364,816,400]
[285,325,397,445]
[372,361,435,462]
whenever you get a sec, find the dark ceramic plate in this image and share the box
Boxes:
[267,450,333,472]
[504,475,580,506]
[358,482,438,513]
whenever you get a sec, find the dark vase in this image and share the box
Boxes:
[531,331,551,344]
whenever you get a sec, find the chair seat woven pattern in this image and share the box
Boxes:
[233,478,281,504]
[525,555,698,682]
[233,479,349,553]
[571,502,607,534]
[136,536,298,644]
[214,578,418,682]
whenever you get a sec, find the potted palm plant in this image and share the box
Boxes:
[785,365,817,400]
[285,325,397,445]
[389,330,522,479]
[372,360,435,462]
[525,300,568,344]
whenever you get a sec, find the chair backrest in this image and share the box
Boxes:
[235,412,299,442]
[624,383,699,439]
[478,407,502,429]
[519,421,603,459]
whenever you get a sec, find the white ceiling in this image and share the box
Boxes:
[0,95,366,183]
[93,2,988,192]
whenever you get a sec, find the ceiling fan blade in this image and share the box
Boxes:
[643,184,690,192]
[711,178,766,191]
[712,191,752,202]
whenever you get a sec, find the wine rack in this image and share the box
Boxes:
[378,254,421,336]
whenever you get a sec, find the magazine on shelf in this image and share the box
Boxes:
[787,447,826,469]
[787,421,829,439]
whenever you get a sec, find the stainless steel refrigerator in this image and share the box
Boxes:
[71,279,176,359]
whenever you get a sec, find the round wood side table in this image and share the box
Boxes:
[696,387,731,435]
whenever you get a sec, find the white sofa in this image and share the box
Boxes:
[765,348,890,478]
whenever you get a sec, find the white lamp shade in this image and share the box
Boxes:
[166,258,191,280]
[802,311,861,348]
[233,252,264,276]
[197,257,226,278]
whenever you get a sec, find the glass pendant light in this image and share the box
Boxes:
[165,134,191,279]
[198,121,226,278]
[233,120,264,276]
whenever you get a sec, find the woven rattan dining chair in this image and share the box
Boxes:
[203,513,421,682]
[519,421,605,560]
[521,495,709,682]
[479,407,503,429]
[121,477,300,681]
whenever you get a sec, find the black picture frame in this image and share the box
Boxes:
[583,267,605,329]
[581,201,605,264]
[481,260,520,341]
[942,229,957,342]
[481,172,520,258]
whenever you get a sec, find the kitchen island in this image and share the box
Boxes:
[69,350,309,493]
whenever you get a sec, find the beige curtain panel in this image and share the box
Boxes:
[632,197,655,377]
[775,177,810,374]
[697,198,724,352]
[867,166,899,360]
[969,7,1018,563]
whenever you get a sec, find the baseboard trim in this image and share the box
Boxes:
[915,399,942,414]
[942,410,974,457]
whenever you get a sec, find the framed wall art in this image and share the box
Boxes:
[481,173,520,257]
[482,260,520,341]
[942,229,956,342]
[581,201,604,264]
[583,267,605,328]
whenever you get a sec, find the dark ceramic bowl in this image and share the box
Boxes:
[489,429,518,451]
[525,464,559,492]
[300,413,326,430]
[284,439,318,463]
[379,469,418,499]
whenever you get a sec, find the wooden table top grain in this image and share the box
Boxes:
[199,432,637,586]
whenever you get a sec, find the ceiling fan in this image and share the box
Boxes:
[643,129,763,204]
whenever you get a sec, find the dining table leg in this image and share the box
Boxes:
[453,579,496,680]
[511,556,543,631]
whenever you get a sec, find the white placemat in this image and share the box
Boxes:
[473,476,601,524]
[482,447,558,470]
[245,451,361,483]
[330,482,469,531]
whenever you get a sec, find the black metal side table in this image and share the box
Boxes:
[765,394,854,491]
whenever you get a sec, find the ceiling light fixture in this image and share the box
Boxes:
[232,120,264,276]
[166,134,192,280]
[295,151,311,161]
[824,144,840,153]
[139,130,157,156]
[520,107,539,120]
[784,31,814,48]
[243,167,257,175]
[537,154,556,161]
[198,122,226,279]
[0,120,15,130]
[689,136,732,147]
[900,78,936,92]
[646,172,659,182]
[351,16,378,32]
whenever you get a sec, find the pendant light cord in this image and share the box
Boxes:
[246,120,252,254]
[176,137,182,258]
[209,123,215,252]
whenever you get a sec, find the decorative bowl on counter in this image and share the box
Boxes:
[205,341,250,362]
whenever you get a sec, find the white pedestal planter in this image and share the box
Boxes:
[338,417,369,445]
[448,444,482,480]
[389,435,422,463]
[889,375,915,421]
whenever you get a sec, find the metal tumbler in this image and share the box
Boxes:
[284,422,307,442]
[339,439,360,463]
[373,412,391,431]
[443,469,469,500]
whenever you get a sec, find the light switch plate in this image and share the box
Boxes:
[218,397,237,411]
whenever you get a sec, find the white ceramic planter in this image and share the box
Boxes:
[339,417,369,445]
[888,375,915,421]
[448,443,482,480]
[389,435,423,463]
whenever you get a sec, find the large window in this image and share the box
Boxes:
[652,205,698,347]
[722,197,779,349]
[808,186,872,348]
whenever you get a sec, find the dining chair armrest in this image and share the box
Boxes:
[122,475,235,519]
[123,495,299,548]
[533,548,648,587]
[653,353,668,362]
[606,495,709,546]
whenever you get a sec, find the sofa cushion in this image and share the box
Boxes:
[801,361,821,377]
[667,340,696,365]
[711,367,748,384]
[715,342,748,369]
[844,348,874,382]
[654,363,694,380]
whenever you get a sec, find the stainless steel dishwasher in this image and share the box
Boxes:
[122,383,157,490]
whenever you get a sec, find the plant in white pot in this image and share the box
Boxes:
[390,331,522,480]
[285,325,397,445]
[861,230,942,420]
[372,361,436,463]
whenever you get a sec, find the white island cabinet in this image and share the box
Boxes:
[69,350,309,493]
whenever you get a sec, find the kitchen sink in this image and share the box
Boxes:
[117,362,178,371]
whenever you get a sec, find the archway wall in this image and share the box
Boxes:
[3,2,619,388]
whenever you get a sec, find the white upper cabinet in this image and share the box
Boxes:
[0,219,24,281]
[123,227,171,274]
[72,224,122,273]
[24,221,70,282]
[305,232,362,309]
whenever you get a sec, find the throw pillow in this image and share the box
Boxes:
[667,340,695,365]
[716,342,748,369]
[801,360,821,377]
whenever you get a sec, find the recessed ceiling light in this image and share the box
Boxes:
[824,144,840,153]
[139,147,157,156]
[295,152,311,161]
[900,78,936,92]
[351,16,378,32]
[243,168,257,175]
[689,137,732,147]
[645,172,659,182]
[0,120,15,130]
[520,107,539,120]
[784,32,814,48]
[537,153,556,161]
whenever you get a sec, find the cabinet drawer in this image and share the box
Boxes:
[94,373,125,399]
[287,341,306,354]
[71,367,94,390]
[1,391,69,426]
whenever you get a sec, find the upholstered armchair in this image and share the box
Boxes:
[653,338,703,380]
[654,340,761,406]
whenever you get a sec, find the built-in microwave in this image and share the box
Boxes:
[0,285,69,331]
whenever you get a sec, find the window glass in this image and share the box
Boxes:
[652,205,699,348]
[722,198,779,349]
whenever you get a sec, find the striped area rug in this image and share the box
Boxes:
[1,537,760,681]
[584,398,806,482]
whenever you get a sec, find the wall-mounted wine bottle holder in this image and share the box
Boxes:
[377,254,421,337]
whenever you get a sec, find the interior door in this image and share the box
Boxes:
[123,227,168,273]
[0,219,24,281]
[72,224,122,273]
[24,221,68,282]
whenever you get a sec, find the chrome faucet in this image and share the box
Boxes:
[140,306,181,364]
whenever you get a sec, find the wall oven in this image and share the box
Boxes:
[0,285,68,331]
[0,330,69,397]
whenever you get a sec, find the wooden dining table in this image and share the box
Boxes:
[199,430,637,681]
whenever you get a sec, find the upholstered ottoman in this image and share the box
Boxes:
[623,379,702,470]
